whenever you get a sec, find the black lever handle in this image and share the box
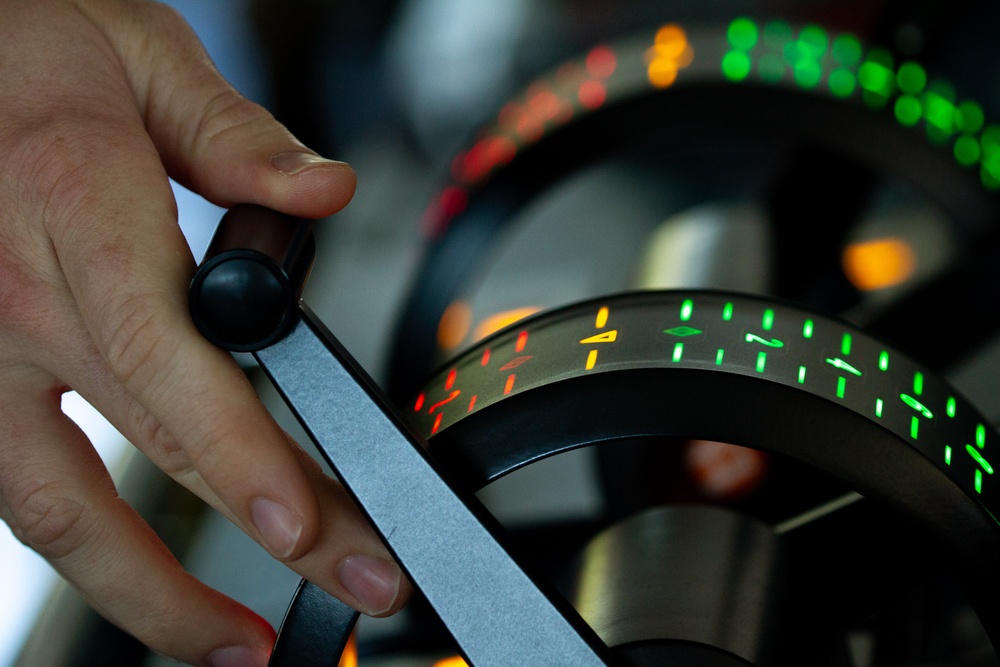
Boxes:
[189,204,315,352]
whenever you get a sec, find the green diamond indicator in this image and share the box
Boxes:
[664,326,703,337]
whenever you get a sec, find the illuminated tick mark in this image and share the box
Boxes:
[499,356,533,371]
[468,395,477,412]
[586,349,598,371]
[596,306,609,328]
[945,445,952,465]
[762,309,775,331]
[723,302,734,321]
[967,444,994,474]
[977,423,987,448]
[876,398,884,417]
[825,358,862,376]
[580,330,618,344]
[798,366,807,384]
[911,417,920,439]
[837,377,846,399]
[841,334,852,356]
[664,326,702,337]
[756,351,767,372]
[680,299,694,321]
[503,375,516,395]
[481,348,491,366]
[803,319,814,338]
[977,470,984,494]
[445,369,457,390]
[428,390,460,414]
[879,351,889,371]
[745,333,784,347]
[913,372,924,396]
[431,412,443,435]
[515,330,528,353]
[716,348,725,365]
[900,393,933,418]
[673,343,684,362]
[947,397,956,417]
[414,393,425,412]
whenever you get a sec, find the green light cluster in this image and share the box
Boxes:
[722,17,1000,190]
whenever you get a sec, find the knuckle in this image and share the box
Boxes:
[192,90,277,157]
[6,479,93,561]
[102,292,182,398]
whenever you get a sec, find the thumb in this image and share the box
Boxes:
[91,0,355,218]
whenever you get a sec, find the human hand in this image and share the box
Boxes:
[0,1,409,665]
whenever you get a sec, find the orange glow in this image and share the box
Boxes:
[434,657,469,667]
[503,374,516,395]
[646,24,693,88]
[842,237,917,291]
[337,634,358,667]
[445,368,457,390]
[432,412,444,434]
[438,301,473,351]
[414,393,425,412]
[473,306,543,341]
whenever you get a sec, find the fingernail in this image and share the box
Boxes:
[271,150,349,175]
[338,555,403,616]
[207,645,270,667]
[250,497,302,559]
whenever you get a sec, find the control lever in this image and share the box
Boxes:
[189,205,612,666]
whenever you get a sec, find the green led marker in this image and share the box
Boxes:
[826,357,862,376]
[978,423,987,448]
[727,17,759,51]
[947,397,957,418]
[803,319,814,338]
[837,376,847,399]
[876,398,884,418]
[879,351,890,371]
[723,302,734,321]
[946,445,953,465]
[746,333,784,347]
[716,348,725,366]
[914,372,924,396]
[680,299,694,321]
[762,309,775,331]
[798,366,807,384]
[841,333,852,356]
[756,351,767,373]
[900,393,933,419]
[673,342,684,362]
[911,417,920,440]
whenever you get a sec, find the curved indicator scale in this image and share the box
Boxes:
[414,290,1000,646]
[272,290,1000,663]
[388,18,1000,398]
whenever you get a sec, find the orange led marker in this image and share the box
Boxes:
[481,348,491,366]
[504,374,517,395]
[578,80,607,109]
[586,349,599,371]
[596,306,610,328]
[586,45,618,79]
[468,395,477,412]
[432,412,444,435]
[516,330,529,352]
[646,24,694,88]
[445,368,458,390]
[414,393,425,412]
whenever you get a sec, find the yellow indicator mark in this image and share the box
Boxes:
[596,306,609,328]
[580,330,618,344]
[585,350,599,371]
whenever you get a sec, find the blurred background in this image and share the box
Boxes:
[6,0,1000,664]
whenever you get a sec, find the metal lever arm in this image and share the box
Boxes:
[189,206,610,666]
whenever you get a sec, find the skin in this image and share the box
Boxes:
[0,1,410,665]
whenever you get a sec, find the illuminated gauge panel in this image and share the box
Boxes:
[389,18,1000,398]
[411,291,998,514]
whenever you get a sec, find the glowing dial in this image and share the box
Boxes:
[410,290,998,516]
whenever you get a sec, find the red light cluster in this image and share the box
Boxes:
[423,44,620,236]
